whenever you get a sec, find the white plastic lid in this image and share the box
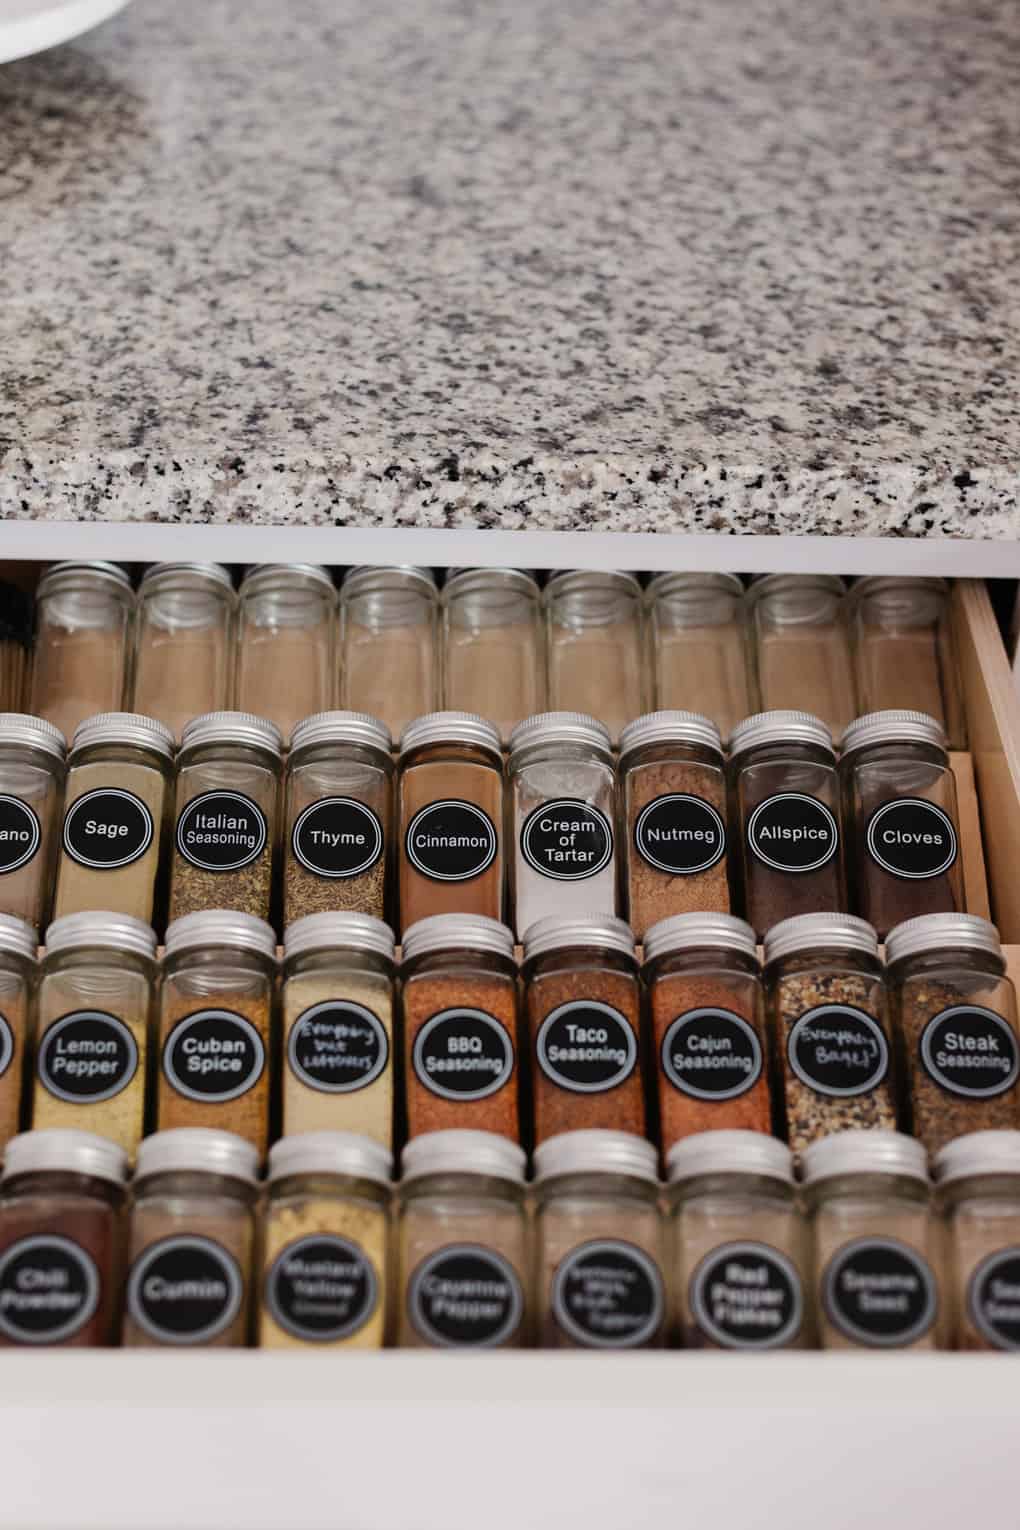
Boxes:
[402,914,515,964]
[135,1129,259,1186]
[934,1131,1020,1184]
[180,710,284,757]
[800,1130,929,1186]
[0,713,66,760]
[729,710,834,757]
[533,1129,659,1186]
[283,912,395,963]
[267,1131,392,1186]
[164,911,277,962]
[44,912,157,962]
[2,1128,128,1185]
[0,913,38,962]
[401,1130,526,1185]
[70,711,175,761]
[666,1130,794,1185]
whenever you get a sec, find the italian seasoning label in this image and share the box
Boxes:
[405,799,498,882]
[37,1011,139,1104]
[176,791,268,873]
[162,1008,266,1103]
[288,1000,389,1094]
[661,1008,763,1101]
[787,1004,889,1098]
[0,794,41,874]
[520,799,613,881]
[408,1244,524,1349]
[865,798,958,880]
[919,1006,1020,1099]
[413,1008,514,1101]
[746,793,838,874]
[634,794,726,875]
[552,1239,664,1349]
[536,1000,637,1094]
[823,1236,937,1347]
[291,797,384,879]
[690,1241,803,1350]
[0,1235,100,1344]
[266,1234,378,1343]
[127,1236,243,1345]
[967,1247,1020,1351]
[63,788,154,870]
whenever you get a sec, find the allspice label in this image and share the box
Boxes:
[746,793,838,874]
[0,793,41,874]
[37,1010,139,1104]
[288,1000,389,1094]
[536,1000,637,1094]
[520,799,613,881]
[176,791,268,873]
[919,1005,1020,1099]
[633,794,726,876]
[865,798,958,880]
[162,1008,266,1103]
[63,788,154,870]
[408,1243,524,1349]
[405,799,498,882]
[412,1008,514,1101]
[968,1248,1020,1351]
[552,1238,664,1349]
[786,1004,890,1099]
[690,1241,803,1350]
[291,797,384,879]
[127,1236,244,1345]
[266,1234,378,1343]
[823,1237,937,1347]
[661,1008,763,1101]
[0,1234,100,1344]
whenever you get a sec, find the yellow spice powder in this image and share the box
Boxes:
[259,1195,388,1349]
[282,971,393,1147]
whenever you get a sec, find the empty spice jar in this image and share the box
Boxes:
[619,710,730,939]
[157,911,277,1156]
[523,915,645,1145]
[398,1130,529,1349]
[646,572,752,741]
[401,915,520,1143]
[33,913,156,1159]
[886,914,1020,1154]
[282,913,396,1147]
[397,712,504,932]
[748,574,855,740]
[802,1130,943,1350]
[668,1132,807,1350]
[441,568,544,743]
[840,710,963,939]
[0,712,66,929]
[340,566,439,741]
[259,1131,392,1349]
[935,1131,1020,1352]
[236,565,336,740]
[30,562,134,743]
[53,712,174,927]
[643,914,770,1151]
[0,1128,127,1348]
[131,563,236,742]
[284,711,393,926]
[508,712,616,938]
[0,916,35,1153]
[545,570,645,744]
[123,1128,258,1348]
[763,913,897,1153]
[169,711,284,925]
[729,710,845,937]
[848,577,965,749]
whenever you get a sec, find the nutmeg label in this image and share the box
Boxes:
[176,791,268,873]
[920,1006,1020,1099]
[63,788,153,870]
[405,799,498,882]
[746,793,838,873]
[127,1236,243,1345]
[162,1008,266,1103]
[412,1008,514,1101]
[520,799,613,881]
[823,1237,937,1347]
[690,1241,803,1349]
[291,797,384,879]
[37,1010,139,1104]
[0,794,41,875]
[661,1008,763,1100]
[634,794,726,875]
[551,1239,664,1348]
[865,798,958,879]
[0,1235,99,1344]
[266,1234,378,1343]
[536,1000,637,1093]
[408,1244,524,1348]
[787,1004,889,1098]
[288,1000,389,1094]
[968,1247,1020,1351]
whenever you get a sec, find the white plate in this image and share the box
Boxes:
[0,0,134,64]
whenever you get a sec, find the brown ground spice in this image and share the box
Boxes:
[626,761,730,939]
[527,964,645,1144]
[156,988,273,1157]
[169,836,274,925]
[650,973,771,1151]
[285,853,386,924]
[403,970,519,1142]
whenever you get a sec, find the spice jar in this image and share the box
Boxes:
[397,712,504,932]
[32,913,156,1159]
[0,712,66,929]
[398,1130,528,1349]
[667,1131,807,1350]
[284,711,393,925]
[619,710,729,938]
[30,561,134,742]
[441,568,544,743]
[545,570,645,744]
[157,911,277,1156]
[646,572,752,740]
[169,711,284,925]
[0,1128,127,1347]
[886,914,1020,1154]
[840,710,963,938]
[0,915,35,1153]
[259,1131,392,1349]
[729,710,845,936]
[236,565,336,739]
[534,1129,665,1349]
[763,912,897,1152]
[507,712,616,938]
[522,915,645,1145]
[131,563,237,742]
[401,915,519,1143]
[282,912,396,1146]
[643,914,770,1150]
[802,1130,943,1350]
[748,573,855,740]
[935,1131,1020,1351]
[123,1128,258,1348]
[53,712,175,927]
[0,583,33,713]
[340,566,439,740]
[848,576,965,749]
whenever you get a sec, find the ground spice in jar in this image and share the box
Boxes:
[935,1132,1020,1352]
[0,917,34,1153]
[0,712,67,931]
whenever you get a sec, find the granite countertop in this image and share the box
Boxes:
[0,0,1018,536]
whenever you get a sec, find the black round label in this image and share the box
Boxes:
[919,1006,1020,1099]
[746,792,838,873]
[176,791,268,873]
[266,1234,378,1343]
[536,1001,637,1094]
[520,799,613,882]
[127,1236,243,1345]
[412,1008,514,1101]
[661,1008,763,1101]
[634,794,726,875]
[162,1009,266,1104]
[37,1011,139,1104]
[62,788,153,870]
[0,794,41,875]
[408,1244,524,1349]
[824,1237,937,1347]
[0,1013,14,1081]
[405,799,497,883]
[291,797,384,879]
[552,1239,664,1349]
[0,1235,99,1344]
[787,1004,889,1098]
[968,1248,1020,1351]
[288,1000,389,1094]
[690,1241,803,1350]
[865,798,958,880]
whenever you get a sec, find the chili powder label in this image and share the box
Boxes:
[690,1241,803,1350]
[288,1000,389,1094]
[405,799,498,883]
[865,798,958,880]
[634,794,726,875]
[536,1000,637,1093]
[520,799,613,881]
[37,1010,139,1104]
[746,793,838,874]
[63,788,153,870]
[661,1008,763,1101]
[967,1247,1020,1351]
[919,1005,1020,1099]
[408,1243,524,1349]
[786,1004,889,1098]
[823,1236,937,1347]
[412,1008,514,1101]
[552,1238,664,1349]
[176,790,268,873]
[0,794,41,875]
[291,797,384,879]
[266,1234,378,1343]
[0,1234,100,1344]
[127,1235,243,1345]
[162,1008,266,1104]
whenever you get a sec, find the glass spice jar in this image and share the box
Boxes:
[0,915,35,1154]
[0,713,66,930]
[534,1129,665,1349]
[397,712,504,932]
[802,1129,943,1350]
[935,1131,1020,1352]
[0,1128,127,1347]
[507,712,617,939]
[401,915,520,1144]
[545,570,645,744]
[643,914,770,1151]
[728,710,846,937]
[840,710,963,939]
[157,911,277,1157]
[0,582,33,713]
[848,576,965,750]
[123,1128,259,1348]
[522,915,645,1146]
[763,912,897,1153]
[886,914,1020,1155]
[340,566,440,741]
[646,572,752,742]
[441,568,544,743]
[236,565,337,740]
[169,711,284,926]
[131,563,237,742]
[284,711,393,926]
[398,1129,529,1349]
[282,912,396,1147]
[667,1131,807,1351]
[747,573,856,740]
[619,710,729,939]
[30,562,135,744]
[259,1131,392,1349]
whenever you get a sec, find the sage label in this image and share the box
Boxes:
[865,798,958,879]
[127,1236,243,1345]
[408,1244,524,1349]
[920,1006,1020,1099]
[552,1239,664,1349]
[162,1009,266,1103]
[823,1237,937,1347]
[176,791,268,873]
[37,1011,139,1104]
[291,797,384,879]
[63,788,153,870]
[968,1247,1020,1351]
[520,799,613,881]
[266,1234,377,1343]
[413,1008,514,1101]
[536,1000,637,1093]
[0,1235,99,1344]
[787,1004,889,1098]
[288,1000,389,1094]
[746,793,838,873]
[0,795,41,874]
[405,799,497,882]
[690,1241,803,1350]
[661,1008,763,1101]
[634,794,725,875]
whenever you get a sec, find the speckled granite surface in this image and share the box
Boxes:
[0,0,1017,534]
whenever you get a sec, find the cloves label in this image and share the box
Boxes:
[176,790,268,873]
[661,1007,763,1100]
[127,1235,243,1345]
[292,797,384,879]
[37,1010,139,1104]
[865,798,958,880]
[967,1247,1020,1351]
[520,799,613,881]
[266,1234,378,1343]
[413,1007,514,1101]
[823,1236,937,1347]
[552,1238,664,1348]
[0,1235,99,1344]
[288,1000,389,1094]
[787,1004,889,1098]
[162,1008,266,1103]
[634,794,726,875]
[920,1005,1020,1099]
[536,1000,637,1093]
[690,1241,803,1350]
[746,793,838,874]
[408,1243,524,1348]
[0,794,41,874]
[63,788,153,870]
[405,799,498,882]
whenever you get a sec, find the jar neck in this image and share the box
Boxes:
[400,1172,524,1205]
[1,1170,124,1207]
[0,743,65,777]
[164,945,276,982]
[179,742,282,776]
[767,946,881,981]
[133,1170,257,1204]
[510,740,613,774]
[537,1172,658,1206]
[401,742,501,771]
[731,741,836,772]
[939,1174,1020,1211]
[69,743,172,775]
[289,742,393,774]
[283,948,394,982]
[622,741,723,772]
[669,1172,794,1208]
[889,948,1004,982]
[644,945,759,982]
[42,947,154,980]
[805,1172,930,1209]
[403,949,515,982]
[843,740,948,772]
[268,1172,388,1207]
[525,946,637,981]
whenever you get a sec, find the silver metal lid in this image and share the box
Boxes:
[283,912,395,963]
[70,711,175,761]
[667,1130,794,1185]
[0,713,66,760]
[748,572,846,600]
[401,1130,526,1185]
[764,912,879,965]
[289,710,392,756]
[618,710,723,759]
[522,914,636,963]
[135,1128,260,1186]
[399,711,502,758]
[267,1131,392,1186]
[645,571,745,600]
[885,913,1002,966]
[800,1129,929,1186]
[180,710,284,758]
[342,566,437,598]
[642,912,758,964]
[934,1130,1020,1185]
[0,914,37,962]
[442,568,540,600]
[240,564,336,597]
[38,561,133,596]
[401,914,515,964]
[164,910,278,962]
[545,570,642,598]
[44,912,157,961]
[533,1129,659,1185]
[840,710,947,755]
[729,709,835,757]
[507,710,613,758]
[139,563,235,595]
[2,1128,128,1186]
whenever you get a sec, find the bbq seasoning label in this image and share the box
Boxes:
[408,1243,524,1349]
[412,1008,514,1102]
